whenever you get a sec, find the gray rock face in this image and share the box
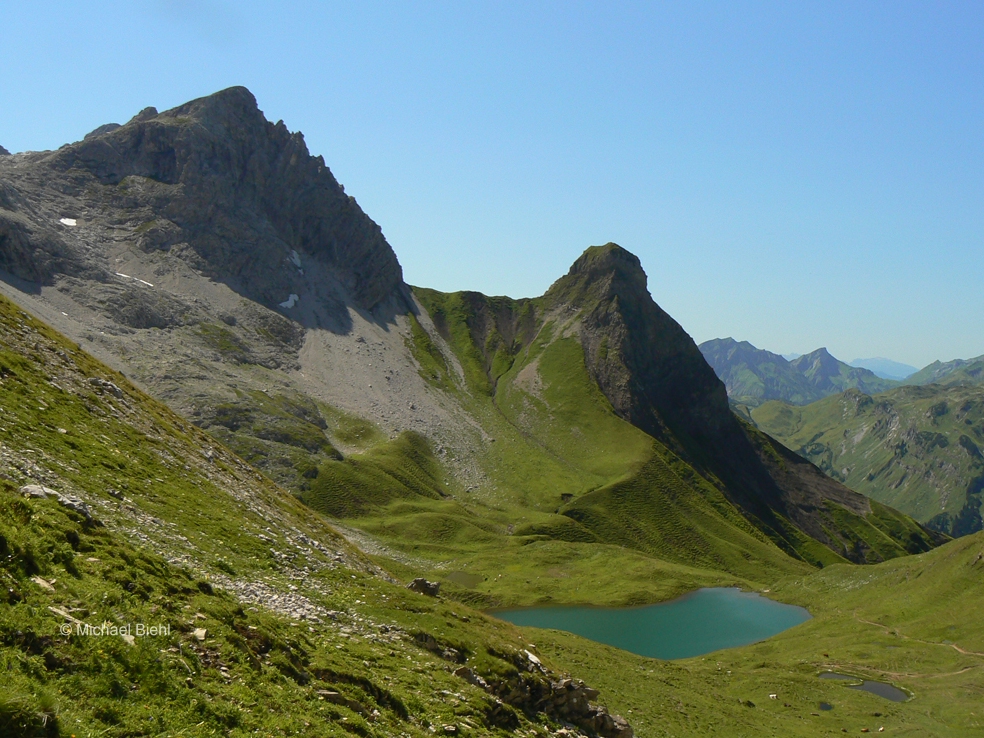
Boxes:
[0,145,9,156]
[83,123,122,141]
[0,86,404,312]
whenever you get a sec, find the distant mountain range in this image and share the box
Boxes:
[698,338,897,407]
[701,339,984,408]
[849,357,919,380]
[704,339,984,536]
[906,355,984,386]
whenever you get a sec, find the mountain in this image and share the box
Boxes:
[850,356,918,380]
[752,385,984,536]
[699,338,897,407]
[905,354,984,387]
[0,87,942,588]
[0,86,976,736]
[697,338,819,407]
[789,347,898,395]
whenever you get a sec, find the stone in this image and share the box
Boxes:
[88,377,124,398]
[407,578,440,596]
[453,666,489,690]
[317,690,368,715]
[30,576,55,591]
[192,628,207,641]
[128,106,158,124]
[21,484,98,524]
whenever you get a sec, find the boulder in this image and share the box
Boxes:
[407,578,440,596]
[88,377,124,398]
[21,484,98,524]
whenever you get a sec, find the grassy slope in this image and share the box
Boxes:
[699,339,822,407]
[298,288,820,607]
[753,387,984,534]
[318,285,927,594]
[2,291,982,737]
[0,292,637,737]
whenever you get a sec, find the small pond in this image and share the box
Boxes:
[819,672,909,702]
[445,571,485,588]
[491,587,811,660]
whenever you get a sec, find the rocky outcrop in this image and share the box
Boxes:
[21,484,99,525]
[406,577,441,596]
[415,243,940,564]
[547,245,940,562]
[449,651,632,738]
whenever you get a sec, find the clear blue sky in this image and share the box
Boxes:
[2,2,982,367]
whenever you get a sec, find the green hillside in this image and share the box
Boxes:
[0,291,652,738]
[753,386,984,536]
[1,292,982,737]
[300,262,936,602]
[301,298,812,606]
[905,355,984,387]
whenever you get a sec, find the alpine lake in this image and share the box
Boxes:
[491,587,811,660]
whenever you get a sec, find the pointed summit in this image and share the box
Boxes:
[546,243,649,307]
[791,347,841,377]
[42,86,403,310]
[543,244,728,447]
[161,86,268,138]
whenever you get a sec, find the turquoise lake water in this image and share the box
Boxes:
[491,587,811,660]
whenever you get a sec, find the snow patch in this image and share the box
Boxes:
[115,272,154,288]
[59,218,77,227]
[279,294,299,309]
[289,250,302,268]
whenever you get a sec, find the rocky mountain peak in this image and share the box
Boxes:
[0,145,9,156]
[3,86,404,312]
[793,347,836,367]
[542,245,732,449]
[546,243,649,307]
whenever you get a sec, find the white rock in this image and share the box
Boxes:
[59,218,77,227]
[31,576,55,591]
